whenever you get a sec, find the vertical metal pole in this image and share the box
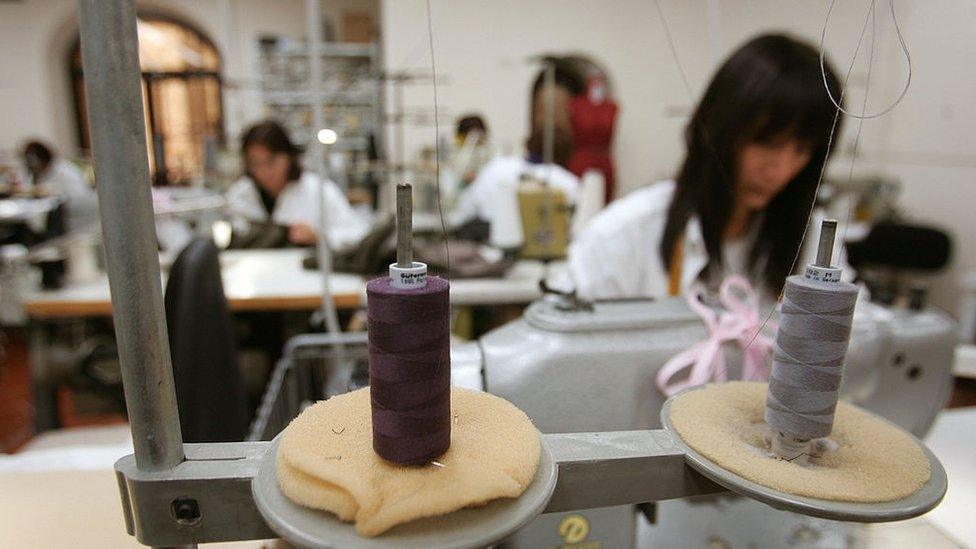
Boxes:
[541,61,556,258]
[305,0,348,398]
[77,0,184,471]
[306,0,326,176]
[394,81,405,176]
[542,62,556,167]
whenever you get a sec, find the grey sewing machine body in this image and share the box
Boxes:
[484,295,952,439]
[476,294,954,548]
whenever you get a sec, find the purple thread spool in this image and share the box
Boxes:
[367,274,451,465]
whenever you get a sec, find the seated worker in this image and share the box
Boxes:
[452,114,492,188]
[22,140,97,230]
[452,60,582,238]
[226,121,368,250]
[568,34,847,301]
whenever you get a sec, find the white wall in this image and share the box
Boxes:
[0,0,312,157]
[381,0,976,315]
[380,0,876,190]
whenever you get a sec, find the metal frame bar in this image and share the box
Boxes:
[117,443,275,546]
[77,0,184,471]
[114,430,725,546]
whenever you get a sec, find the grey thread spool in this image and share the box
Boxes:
[765,220,858,464]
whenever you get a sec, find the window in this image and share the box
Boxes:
[71,16,224,185]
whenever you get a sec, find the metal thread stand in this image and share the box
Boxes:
[76,0,183,473]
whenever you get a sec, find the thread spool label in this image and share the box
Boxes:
[804,265,842,283]
[394,270,427,287]
[389,262,429,289]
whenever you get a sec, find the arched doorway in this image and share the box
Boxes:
[70,15,224,185]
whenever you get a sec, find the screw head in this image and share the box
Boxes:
[171,498,201,526]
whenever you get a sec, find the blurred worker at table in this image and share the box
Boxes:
[451,59,581,242]
[452,114,492,189]
[226,120,368,250]
[567,34,848,302]
[22,140,97,230]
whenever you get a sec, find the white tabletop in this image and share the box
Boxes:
[0,197,60,231]
[25,248,559,319]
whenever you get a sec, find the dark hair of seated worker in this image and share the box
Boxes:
[241,120,303,184]
[525,57,585,168]
[23,140,55,180]
[661,33,845,295]
[456,114,488,140]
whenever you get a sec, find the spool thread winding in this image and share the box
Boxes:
[367,275,452,465]
[765,275,858,440]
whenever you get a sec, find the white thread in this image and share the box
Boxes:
[820,0,912,120]
[425,0,450,275]
[744,0,879,353]
[651,0,695,100]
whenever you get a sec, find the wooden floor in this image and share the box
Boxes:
[0,331,34,452]
[1,330,125,453]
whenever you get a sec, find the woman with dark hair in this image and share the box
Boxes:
[452,60,581,236]
[226,120,367,249]
[567,34,846,300]
[21,140,97,230]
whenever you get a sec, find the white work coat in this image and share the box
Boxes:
[451,156,580,227]
[566,180,848,301]
[226,171,368,251]
[34,159,98,230]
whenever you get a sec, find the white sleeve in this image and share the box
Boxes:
[225,178,266,232]
[57,163,98,229]
[451,184,481,228]
[322,180,370,252]
[58,162,93,201]
[551,168,580,205]
[566,221,639,300]
[450,163,495,227]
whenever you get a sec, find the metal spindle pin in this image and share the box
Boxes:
[396,183,413,268]
[815,219,838,268]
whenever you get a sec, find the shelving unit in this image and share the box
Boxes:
[257,39,382,191]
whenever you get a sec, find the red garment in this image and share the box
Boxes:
[568,91,618,203]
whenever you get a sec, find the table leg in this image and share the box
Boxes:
[29,322,61,432]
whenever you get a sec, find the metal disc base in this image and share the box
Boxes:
[661,385,948,523]
[252,433,558,549]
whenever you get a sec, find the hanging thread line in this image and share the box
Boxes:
[423,0,451,469]
[425,0,450,276]
[742,0,885,354]
[820,0,912,119]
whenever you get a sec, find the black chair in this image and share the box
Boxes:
[165,237,249,442]
[846,222,952,307]
[846,222,951,272]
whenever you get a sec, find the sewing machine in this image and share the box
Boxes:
[477,294,955,548]
[516,179,572,260]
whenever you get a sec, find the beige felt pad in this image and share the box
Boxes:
[669,381,930,502]
[276,386,541,537]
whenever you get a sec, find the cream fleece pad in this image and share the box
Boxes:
[276,386,541,537]
[669,382,930,502]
